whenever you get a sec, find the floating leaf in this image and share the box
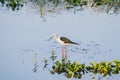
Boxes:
[67,70,73,78]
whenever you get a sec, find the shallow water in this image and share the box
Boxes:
[0,5,120,80]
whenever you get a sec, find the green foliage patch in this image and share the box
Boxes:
[0,0,120,14]
[49,59,120,79]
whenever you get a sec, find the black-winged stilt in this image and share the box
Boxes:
[48,34,79,58]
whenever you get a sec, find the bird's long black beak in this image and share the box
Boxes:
[47,37,52,41]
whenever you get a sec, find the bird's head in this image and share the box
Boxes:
[48,34,57,41]
[52,34,57,39]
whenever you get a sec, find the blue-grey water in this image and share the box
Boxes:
[0,5,120,80]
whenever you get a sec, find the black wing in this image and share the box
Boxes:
[60,37,79,45]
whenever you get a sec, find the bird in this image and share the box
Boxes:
[48,34,79,58]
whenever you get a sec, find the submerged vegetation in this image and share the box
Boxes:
[43,52,120,79]
[0,0,120,16]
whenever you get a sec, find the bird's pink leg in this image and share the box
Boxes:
[64,45,66,58]
[62,45,66,58]
[62,45,64,58]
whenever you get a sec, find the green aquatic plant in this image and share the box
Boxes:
[41,50,120,80]
[44,56,120,79]
[0,0,24,11]
[42,50,120,79]
[0,0,120,14]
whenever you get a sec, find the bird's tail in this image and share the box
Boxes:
[73,42,79,45]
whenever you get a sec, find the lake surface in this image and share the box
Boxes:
[0,5,120,80]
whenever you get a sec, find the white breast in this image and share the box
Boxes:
[57,37,64,45]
